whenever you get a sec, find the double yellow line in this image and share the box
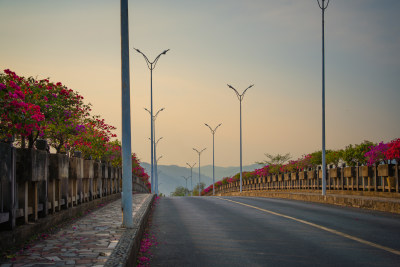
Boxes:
[216,197,400,256]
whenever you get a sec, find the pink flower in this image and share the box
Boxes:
[384,138,400,161]
[364,142,389,166]
[8,80,21,90]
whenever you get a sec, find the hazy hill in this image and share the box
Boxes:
[141,162,260,196]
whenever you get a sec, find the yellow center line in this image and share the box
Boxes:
[216,197,400,256]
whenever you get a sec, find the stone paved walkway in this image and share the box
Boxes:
[1,194,151,267]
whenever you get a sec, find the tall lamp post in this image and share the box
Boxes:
[193,148,206,196]
[155,149,163,195]
[144,107,165,194]
[204,123,222,195]
[227,84,254,193]
[158,182,162,195]
[317,0,330,196]
[181,176,190,196]
[157,170,162,194]
[120,0,133,227]
[147,137,163,195]
[186,162,196,196]
[135,48,169,194]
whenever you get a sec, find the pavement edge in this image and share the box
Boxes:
[104,193,156,267]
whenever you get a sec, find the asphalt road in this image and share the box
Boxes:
[149,196,400,267]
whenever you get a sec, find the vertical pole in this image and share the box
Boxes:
[120,0,133,227]
[11,146,16,229]
[150,68,154,193]
[321,1,327,196]
[212,133,215,195]
[190,167,193,196]
[154,121,158,195]
[239,99,243,193]
[199,155,201,196]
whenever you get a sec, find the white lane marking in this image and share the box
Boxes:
[216,197,400,256]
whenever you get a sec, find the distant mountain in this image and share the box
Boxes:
[141,162,260,196]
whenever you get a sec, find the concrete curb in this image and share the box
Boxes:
[219,191,400,214]
[0,193,121,254]
[105,194,155,267]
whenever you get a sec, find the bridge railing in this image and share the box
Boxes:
[0,142,149,230]
[207,164,400,196]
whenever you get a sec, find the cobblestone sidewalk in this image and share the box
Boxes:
[1,194,152,267]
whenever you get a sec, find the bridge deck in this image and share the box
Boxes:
[149,196,400,267]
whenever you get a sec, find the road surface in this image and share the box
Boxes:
[149,196,400,267]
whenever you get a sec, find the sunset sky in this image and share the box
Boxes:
[1,0,399,167]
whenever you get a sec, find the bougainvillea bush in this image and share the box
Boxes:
[73,116,117,160]
[0,69,91,150]
[0,70,45,143]
[254,165,269,177]
[107,140,122,167]
[202,185,212,195]
[364,142,389,166]
[364,139,400,166]
[384,138,400,161]
[132,153,151,192]
[0,69,150,189]
[32,77,91,153]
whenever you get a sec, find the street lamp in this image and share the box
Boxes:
[144,107,165,194]
[135,47,169,194]
[120,0,133,227]
[145,107,165,120]
[186,162,196,196]
[181,176,190,196]
[204,123,222,195]
[227,84,254,193]
[193,148,206,196]
[317,0,330,196]
[155,154,163,195]
[158,181,162,190]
